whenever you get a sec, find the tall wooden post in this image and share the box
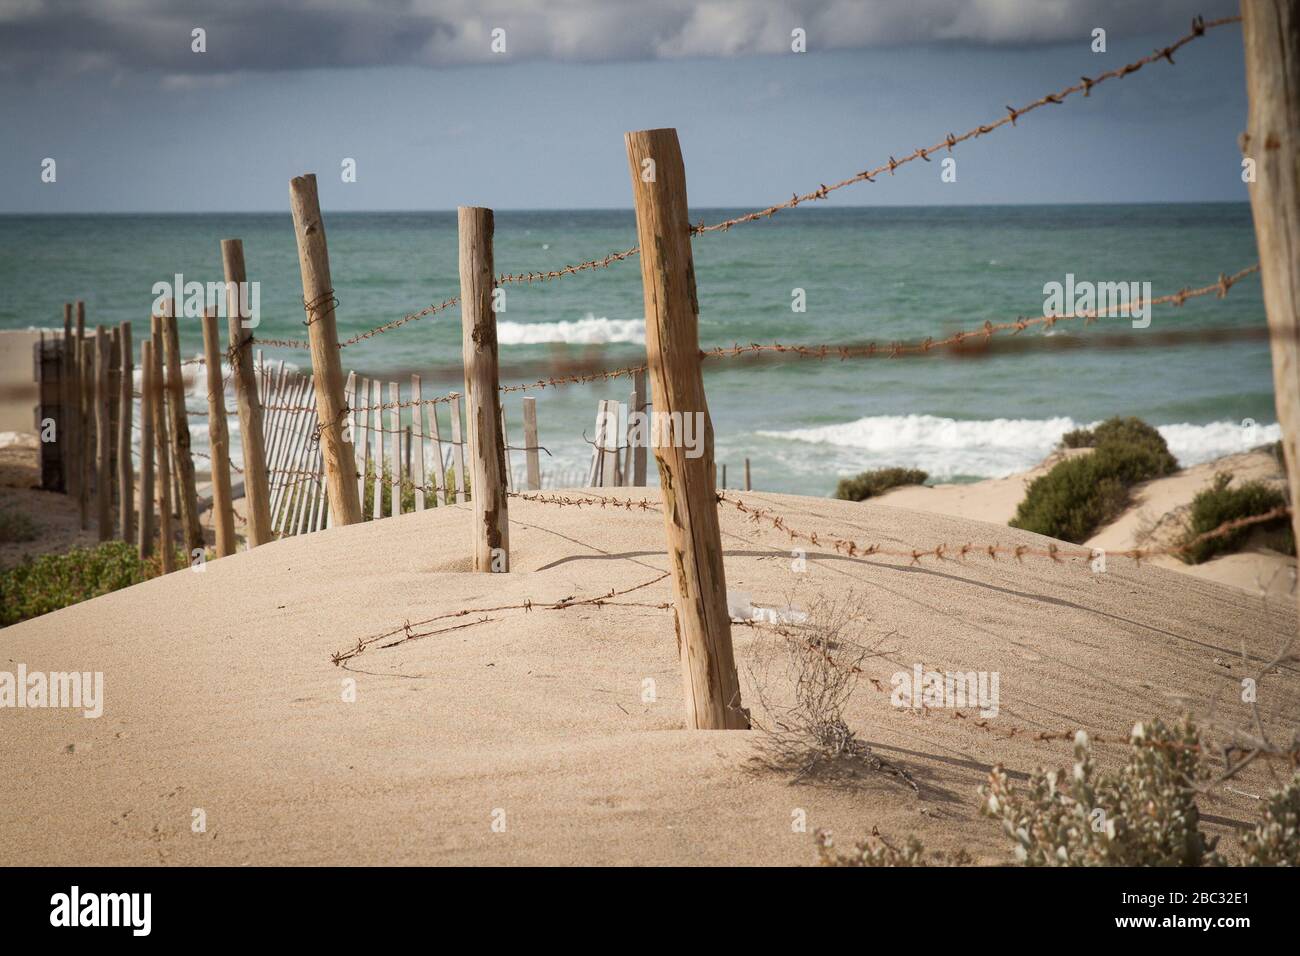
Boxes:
[287,174,364,527]
[625,128,747,730]
[201,309,237,557]
[1244,0,1300,627]
[94,326,112,540]
[61,303,76,496]
[150,318,175,572]
[221,239,273,547]
[77,303,90,530]
[137,338,156,558]
[161,302,203,553]
[458,206,510,573]
[117,321,134,542]
[523,396,541,491]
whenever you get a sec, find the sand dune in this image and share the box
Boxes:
[2,489,1294,865]
[881,448,1294,601]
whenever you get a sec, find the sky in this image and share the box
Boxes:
[0,0,1251,212]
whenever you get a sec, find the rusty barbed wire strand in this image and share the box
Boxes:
[487,263,1260,397]
[508,491,660,511]
[716,492,1291,567]
[693,15,1239,237]
[213,18,1237,357]
[330,571,671,664]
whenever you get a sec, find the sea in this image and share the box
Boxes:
[0,203,1277,496]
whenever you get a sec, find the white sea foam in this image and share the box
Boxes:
[497,314,645,346]
[757,415,1281,481]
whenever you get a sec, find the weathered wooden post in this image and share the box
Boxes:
[61,303,77,496]
[161,302,203,553]
[458,206,510,572]
[149,318,175,572]
[201,308,237,556]
[523,396,541,491]
[108,326,120,520]
[631,368,647,487]
[94,326,112,540]
[117,321,133,542]
[744,457,752,491]
[221,239,274,547]
[137,338,156,558]
[287,174,364,527]
[625,127,747,730]
[1244,0,1300,629]
[77,303,91,530]
[34,334,63,491]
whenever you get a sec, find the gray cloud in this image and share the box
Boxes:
[0,0,1241,78]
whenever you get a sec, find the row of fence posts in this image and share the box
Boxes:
[34,130,754,728]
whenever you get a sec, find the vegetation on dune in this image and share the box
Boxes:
[1177,471,1293,564]
[834,467,928,502]
[1,541,169,627]
[818,718,1300,867]
[0,508,39,543]
[1010,417,1178,543]
[360,465,466,520]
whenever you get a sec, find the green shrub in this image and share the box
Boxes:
[0,541,154,627]
[1013,418,1178,543]
[0,509,39,543]
[980,718,1220,866]
[361,465,466,519]
[834,467,928,502]
[1242,773,1300,866]
[1177,472,1293,564]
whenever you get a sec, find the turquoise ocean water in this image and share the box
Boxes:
[0,204,1275,495]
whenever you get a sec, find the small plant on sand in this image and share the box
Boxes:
[814,829,930,866]
[745,592,916,789]
[361,465,466,519]
[834,467,927,502]
[979,718,1221,866]
[0,541,154,627]
[1012,417,1178,543]
[1176,472,1293,564]
[1241,773,1300,866]
[0,508,39,543]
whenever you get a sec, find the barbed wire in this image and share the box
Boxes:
[274,17,1239,355]
[485,263,1260,397]
[330,570,671,664]
[716,492,1291,566]
[692,15,1238,236]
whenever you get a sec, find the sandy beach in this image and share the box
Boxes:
[1,485,1294,866]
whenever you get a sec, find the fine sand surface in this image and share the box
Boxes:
[2,490,1295,866]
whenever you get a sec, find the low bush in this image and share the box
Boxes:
[1177,472,1293,564]
[1012,417,1178,543]
[0,541,155,627]
[0,509,39,543]
[822,719,1300,867]
[834,467,928,502]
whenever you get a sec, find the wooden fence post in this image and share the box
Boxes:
[744,457,751,491]
[201,308,236,556]
[523,396,540,491]
[77,303,90,530]
[117,321,133,542]
[388,381,402,516]
[632,368,647,486]
[410,374,427,511]
[149,318,175,572]
[61,303,77,496]
[1243,0,1300,629]
[137,337,156,558]
[625,127,747,730]
[287,174,364,527]
[458,206,509,572]
[449,394,467,503]
[34,335,63,491]
[108,327,120,522]
[94,326,112,540]
[161,302,203,553]
[221,239,274,547]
